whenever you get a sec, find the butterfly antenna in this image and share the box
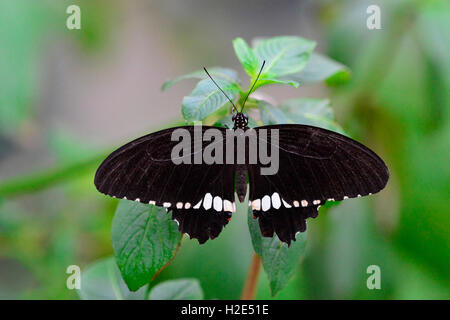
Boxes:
[203,67,237,113]
[241,60,265,111]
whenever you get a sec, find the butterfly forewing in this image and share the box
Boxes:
[94,126,235,209]
[249,124,389,207]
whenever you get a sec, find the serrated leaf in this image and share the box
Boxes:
[279,98,346,134]
[161,67,240,91]
[253,78,299,91]
[182,78,240,122]
[258,100,288,125]
[248,207,307,296]
[280,98,334,120]
[112,201,181,291]
[148,279,204,300]
[233,37,260,77]
[282,53,351,85]
[257,98,345,134]
[78,257,147,300]
[253,36,316,78]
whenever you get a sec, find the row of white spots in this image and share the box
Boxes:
[249,193,320,212]
[119,191,374,210]
[191,193,236,212]
[246,192,372,212]
[122,193,234,212]
[249,192,373,211]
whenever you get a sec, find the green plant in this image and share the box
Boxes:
[0,35,350,299]
[83,35,350,299]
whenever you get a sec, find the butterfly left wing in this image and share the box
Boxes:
[248,124,389,245]
[95,126,236,243]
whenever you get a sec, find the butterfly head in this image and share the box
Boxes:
[232,112,248,129]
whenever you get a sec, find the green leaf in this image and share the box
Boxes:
[248,207,308,296]
[279,98,346,134]
[182,78,240,122]
[282,53,351,85]
[258,100,288,125]
[257,98,345,134]
[78,257,148,300]
[148,279,204,300]
[161,67,240,91]
[233,37,260,77]
[253,78,299,90]
[112,201,181,291]
[253,36,316,78]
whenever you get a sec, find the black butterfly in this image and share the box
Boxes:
[94,62,389,245]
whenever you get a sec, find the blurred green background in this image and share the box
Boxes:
[0,0,448,299]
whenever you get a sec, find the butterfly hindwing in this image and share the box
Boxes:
[171,208,231,244]
[253,205,319,246]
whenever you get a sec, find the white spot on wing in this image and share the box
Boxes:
[271,192,281,209]
[343,196,349,200]
[184,202,191,209]
[135,198,140,202]
[301,200,308,207]
[313,200,321,205]
[193,199,202,209]
[293,200,300,207]
[149,200,155,205]
[262,195,271,211]
[251,199,261,211]
[224,200,233,212]
[176,202,183,209]
[213,196,222,211]
[203,193,213,210]
[163,202,171,208]
[282,199,292,208]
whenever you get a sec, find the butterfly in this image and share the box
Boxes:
[94,62,389,245]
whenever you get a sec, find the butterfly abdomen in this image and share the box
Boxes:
[235,164,247,202]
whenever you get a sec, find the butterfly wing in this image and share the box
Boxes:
[95,126,236,243]
[248,124,389,244]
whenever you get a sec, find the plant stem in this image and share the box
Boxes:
[241,252,261,300]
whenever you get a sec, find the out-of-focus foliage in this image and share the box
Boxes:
[0,0,448,300]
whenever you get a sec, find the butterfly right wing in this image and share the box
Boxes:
[248,124,389,244]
